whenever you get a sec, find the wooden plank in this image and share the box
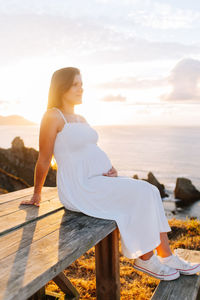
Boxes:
[151,249,200,300]
[0,211,117,300]
[0,197,63,236]
[151,275,200,300]
[53,272,80,299]
[0,187,34,204]
[0,188,58,216]
[0,187,56,204]
[0,209,67,260]
[95,228,120,300]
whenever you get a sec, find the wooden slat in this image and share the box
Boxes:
[151,249,200,300]
[0,187,56,204]
[0,188,58,216]
[0,187,34,204]
[0,196,64,236]
[0,210,117,300]
[151,275,200,300]
[0,209,67,260]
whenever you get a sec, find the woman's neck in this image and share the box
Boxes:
[61,103,75,115]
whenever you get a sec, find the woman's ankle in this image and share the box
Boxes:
[139,251,153,261]
[156,250,172,258]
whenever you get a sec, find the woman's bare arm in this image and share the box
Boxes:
[20,110,60,206]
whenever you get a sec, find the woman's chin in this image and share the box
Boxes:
[76,99,82,105]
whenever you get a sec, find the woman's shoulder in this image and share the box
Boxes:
[77,114,88,123]
[41,108,63,128]
[44,108,61,120]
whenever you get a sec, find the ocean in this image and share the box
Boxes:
[1,125,200,219]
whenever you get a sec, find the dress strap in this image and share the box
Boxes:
[52,107,67,123]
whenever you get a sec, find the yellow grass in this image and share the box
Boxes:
[45,217,200,299]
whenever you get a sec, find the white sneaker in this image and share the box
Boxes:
[133,254,180,281]
[158,253,200,275]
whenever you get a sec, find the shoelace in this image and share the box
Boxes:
[152,256,174,275]
[159,264,173,275]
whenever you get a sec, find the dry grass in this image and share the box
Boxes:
[46,217,200,299]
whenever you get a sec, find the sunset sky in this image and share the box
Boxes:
[0,0,200,125]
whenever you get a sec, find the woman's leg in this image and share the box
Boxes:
[139,250,153,260]
[156,232,172,258]
[139,232,172,260]
[133,231,180,281]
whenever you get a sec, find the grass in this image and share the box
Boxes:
[45,217,200,300]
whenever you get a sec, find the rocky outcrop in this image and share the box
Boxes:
[146,172,168,198]
[0,167,30,192]
[0,137,56,192]
[132,172,168,198]
[174,177,200,204]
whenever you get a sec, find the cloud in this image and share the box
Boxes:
[97,58,200,103]
[128,3,200,29]
[162,58,200,101]
[97,77,167,89]
[101,94,126,102]
[0,13,200,66]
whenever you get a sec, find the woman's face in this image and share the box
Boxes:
[62,74,83,106]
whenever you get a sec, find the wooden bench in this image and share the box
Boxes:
[152,249,200,300]
[0,187,120,300]
[1,187,200,300]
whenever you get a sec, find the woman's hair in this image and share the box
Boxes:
[47,67,80,109]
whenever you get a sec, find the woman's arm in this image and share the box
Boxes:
[20,110,60,206]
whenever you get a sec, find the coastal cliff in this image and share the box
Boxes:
[0,137,56,193]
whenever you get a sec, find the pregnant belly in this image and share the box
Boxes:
[85,144,112,177]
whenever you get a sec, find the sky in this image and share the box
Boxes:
[0,0,200,126]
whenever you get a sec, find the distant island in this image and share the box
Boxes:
[0,115,36,125]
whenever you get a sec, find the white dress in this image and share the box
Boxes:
[53,108,171,259]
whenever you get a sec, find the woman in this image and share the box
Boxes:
[21,67,200,280]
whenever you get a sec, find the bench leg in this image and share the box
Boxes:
[95,228,120,300]
[27,286,46,300]
[53,271,80,299]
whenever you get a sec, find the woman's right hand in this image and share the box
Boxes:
[20,193,41,207]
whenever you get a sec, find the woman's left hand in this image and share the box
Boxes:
[103,166,118,177]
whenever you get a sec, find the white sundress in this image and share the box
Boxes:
[53,108,171,259]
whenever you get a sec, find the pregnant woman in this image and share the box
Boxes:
[21,67,200,280]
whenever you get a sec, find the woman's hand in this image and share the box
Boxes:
[103,166,118,177]
[20,193,41,207]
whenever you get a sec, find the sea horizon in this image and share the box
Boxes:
[1,124,200,219]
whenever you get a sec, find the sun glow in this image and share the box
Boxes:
[51,156,57,170]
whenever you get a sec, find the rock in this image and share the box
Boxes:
[144,172,168,198]
[132,174,139,179]
[174,177,200,204]
[11,136,24,150]
[0,137,56,192]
